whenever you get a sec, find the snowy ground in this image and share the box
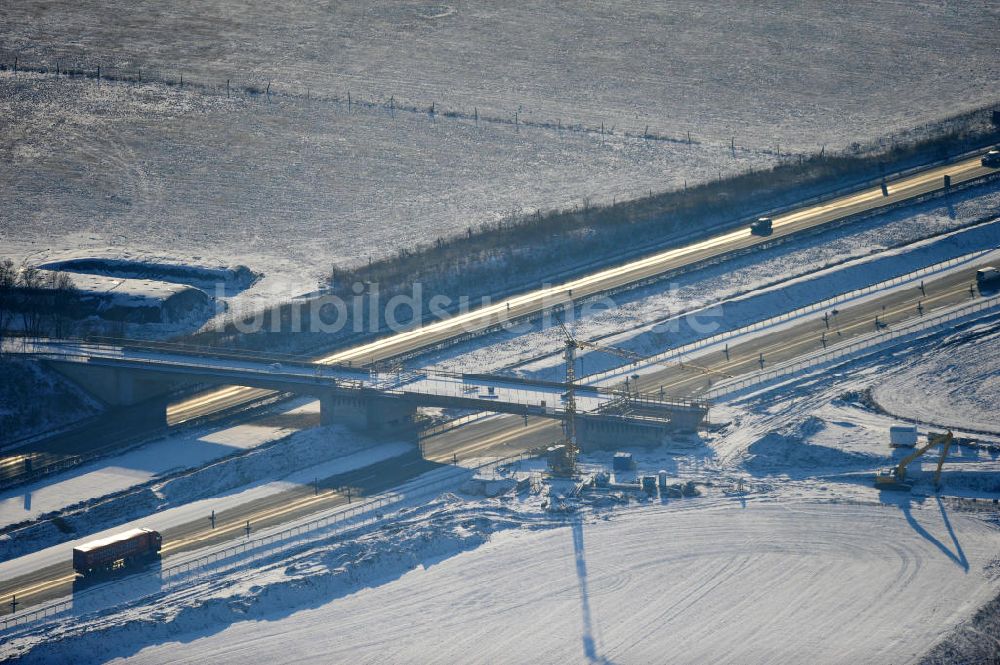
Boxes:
[97,500,999,665]
[3,293,999,663]
[873,326,1000,435]
[2,1,997,317]
[0,69,779,321]
[3,1,995,150]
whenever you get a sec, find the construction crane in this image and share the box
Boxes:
[550,323,664,475]
[549,323,586,476]
[558,323,643,363]
[875,430,954,491]
[549,322,730,476]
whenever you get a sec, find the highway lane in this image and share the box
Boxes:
[163,155,996,424]
[422,416,560,464]
[0,419,549,615]
[3,154,994,480]
[1,260,993,616]
[626,261,995,397]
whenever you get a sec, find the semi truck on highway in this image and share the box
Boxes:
[982,149,1000,167]
[72,527,162,576]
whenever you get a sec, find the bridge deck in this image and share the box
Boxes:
[21,340,708,424]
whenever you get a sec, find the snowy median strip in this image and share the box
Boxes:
[705,292,1000,399]
[587,247,996,388]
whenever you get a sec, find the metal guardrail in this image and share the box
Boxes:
[582,249,994,386]
[0,451,536,635]
[418,411,498,439]
[704,293,1000,398]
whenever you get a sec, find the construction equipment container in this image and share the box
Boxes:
[641,476,658,496]
[889,425,918,448]
[613,452,635,471]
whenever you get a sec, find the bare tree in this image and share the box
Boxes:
[0,259,16,354]
[18,264,44,340]
[45,272,77,338]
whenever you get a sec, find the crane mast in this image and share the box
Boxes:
[551,323,580,476]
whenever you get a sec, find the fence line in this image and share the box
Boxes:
[0,451,534,634]
[583,249,992,387]
[704,293,1000,398]
[7,52,994,162]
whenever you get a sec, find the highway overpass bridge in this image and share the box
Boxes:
[21,341,709,450]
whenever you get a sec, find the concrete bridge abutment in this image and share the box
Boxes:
[48,362,188,407]
[48,362,192,427]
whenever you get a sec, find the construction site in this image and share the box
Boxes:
[2,1,1000,662]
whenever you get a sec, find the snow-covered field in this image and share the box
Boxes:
[4,1,995,149]
[2,0,997,315]
[100,500,999,665]
[0,69,779,319]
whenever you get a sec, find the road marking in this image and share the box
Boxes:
[0,573,77,606]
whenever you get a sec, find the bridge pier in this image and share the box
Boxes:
[576,416,669,451]
[112,398,170,429]
[49,362,185,406]
[320,392,417,437]
[658,404,708,432]
[575,403,708,451]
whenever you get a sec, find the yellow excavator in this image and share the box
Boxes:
[875,430,954,491]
